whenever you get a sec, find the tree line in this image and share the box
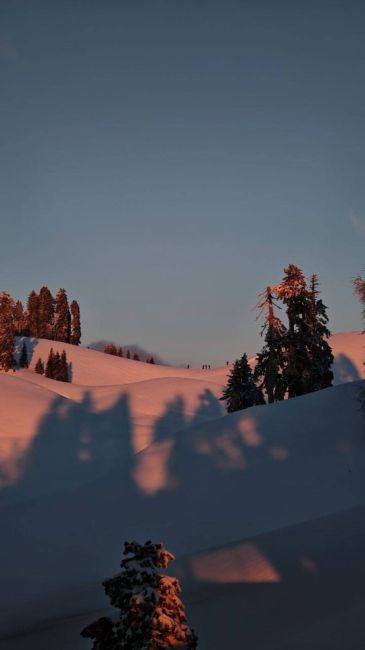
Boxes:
[103,343,155,364]
[0,287,81,372]
[222,264,334,412]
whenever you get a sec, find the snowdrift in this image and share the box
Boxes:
[0,331,365,649]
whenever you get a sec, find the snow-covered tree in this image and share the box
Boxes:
[38,286,55,339]
[19,340,29,368]
[35,357,44,375]
[221,353,265,413]
[54,288,71,342]
[81,540,198,650]
[254,287,287,403]
[70,299,81,345]
[0,291,15,371]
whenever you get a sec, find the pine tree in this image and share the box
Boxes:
[54,288,71,342]
[38,286,55,339]
[117,346,123,357]
[354,274,365,327]
[307,274,334,391]
[70,300,81,345]
[0,291,16,372]
[133,352,140,361]
[81,540,198,650]
[149,356,155,364]
[14,300,25,336]
[221,353,265,413]
[274,264,313,398]
[354,272,365,412]
[45,348,55,379]
[19,340,29,368]
[26,290,40,338]
[104,343,117,355]
[126,350,131,359]
[35,357,44,375]
[254,287,287,403]
[59,350,69,382]
[53,352,62,380]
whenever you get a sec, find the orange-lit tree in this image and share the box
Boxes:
[255,286,287,403]
[81,540,198,650]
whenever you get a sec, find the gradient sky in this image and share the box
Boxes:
[0,0,365,366]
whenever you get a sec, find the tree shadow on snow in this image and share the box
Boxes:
[1,382,365,648]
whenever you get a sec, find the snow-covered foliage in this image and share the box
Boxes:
[81,541,198,649]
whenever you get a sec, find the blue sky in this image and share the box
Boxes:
[0,0,364,365]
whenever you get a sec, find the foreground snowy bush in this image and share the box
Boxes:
[81,540,198,649]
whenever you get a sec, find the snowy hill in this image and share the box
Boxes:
[0,331,365,649]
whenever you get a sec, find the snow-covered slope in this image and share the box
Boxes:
[0,332,365,649]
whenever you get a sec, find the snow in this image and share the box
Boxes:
[0,331,365,649]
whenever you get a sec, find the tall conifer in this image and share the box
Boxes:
[59,350,69,382]
[307,274,334,391]
[70,300,81,345]
[45,348,55,379]
[26,290,40,338]
[0,291,16,371]
[255,287,287,403]
[54,289,71,342]
[14,300,25,336]
[39,286,55,339]
[275,264,313,398]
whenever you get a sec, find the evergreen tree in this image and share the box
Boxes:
[81,540,198,650]
[35,357,44,375]
[126,350,131,359]
[221,353,265,413]
[149,356,155,364]
[307,274,334,391]
[45,348,55,379]
[354,272,365,412]
[38,286,55,339]
[354,274,365,327]
[274,264,313,398]
[254,287,287,403]
[19,340,29,368]
[117,346,123,357]
[26,290,40,338]
[54,288,71,342]
[0,291,16,372]
[59,350,69,382]
[133,352,140,361]
[14,300,25,336]
[104,343,117,355]
[70,300,81,345]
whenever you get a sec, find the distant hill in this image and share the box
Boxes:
[87,340,166,365]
